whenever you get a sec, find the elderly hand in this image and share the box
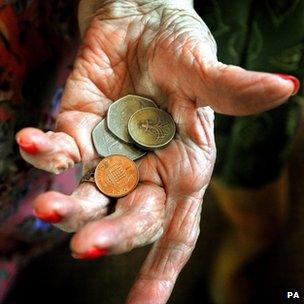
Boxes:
[16,0,297,303]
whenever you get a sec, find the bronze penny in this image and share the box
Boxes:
[94,155,139,198]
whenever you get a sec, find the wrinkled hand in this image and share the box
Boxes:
[16,1,296,303]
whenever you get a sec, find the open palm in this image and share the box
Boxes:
[16,1,296,303]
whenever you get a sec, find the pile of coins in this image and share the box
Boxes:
[84,95,176,198]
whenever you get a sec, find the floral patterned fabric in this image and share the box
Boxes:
[0,0,78,301]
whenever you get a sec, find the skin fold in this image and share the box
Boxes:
[15,1,297,303]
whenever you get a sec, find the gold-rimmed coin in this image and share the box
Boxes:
[107,95,157,143]
[128,107,176,149]
[94,155,139,198]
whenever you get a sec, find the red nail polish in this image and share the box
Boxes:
[275,73,300,96]
[16,137,39,154]
[34,210,62,223]
[73,247,107,260]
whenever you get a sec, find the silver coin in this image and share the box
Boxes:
[107,95,157,143]
[92,119,146,160]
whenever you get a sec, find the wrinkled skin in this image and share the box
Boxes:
[16,1,295,303]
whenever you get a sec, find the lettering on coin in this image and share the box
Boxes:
[105,135,120,155]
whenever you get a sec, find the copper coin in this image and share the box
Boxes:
[94,155,139,198]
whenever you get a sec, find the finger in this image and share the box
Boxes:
[33,182,110,233]
[127,193,203,304]
[70,183,166,258]
[16,110,102,173]
[151,25,299,115]
[199,63,299,115]
[55,110,102,164]
[16,127,81,174]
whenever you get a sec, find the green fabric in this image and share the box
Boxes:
[196,0,304,188]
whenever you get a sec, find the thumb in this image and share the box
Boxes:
[199,63,300,115]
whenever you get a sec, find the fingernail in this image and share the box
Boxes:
[16,137,39,154]
[275,73,300,96]
[72,247,108,260]
[33,210,62,223]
